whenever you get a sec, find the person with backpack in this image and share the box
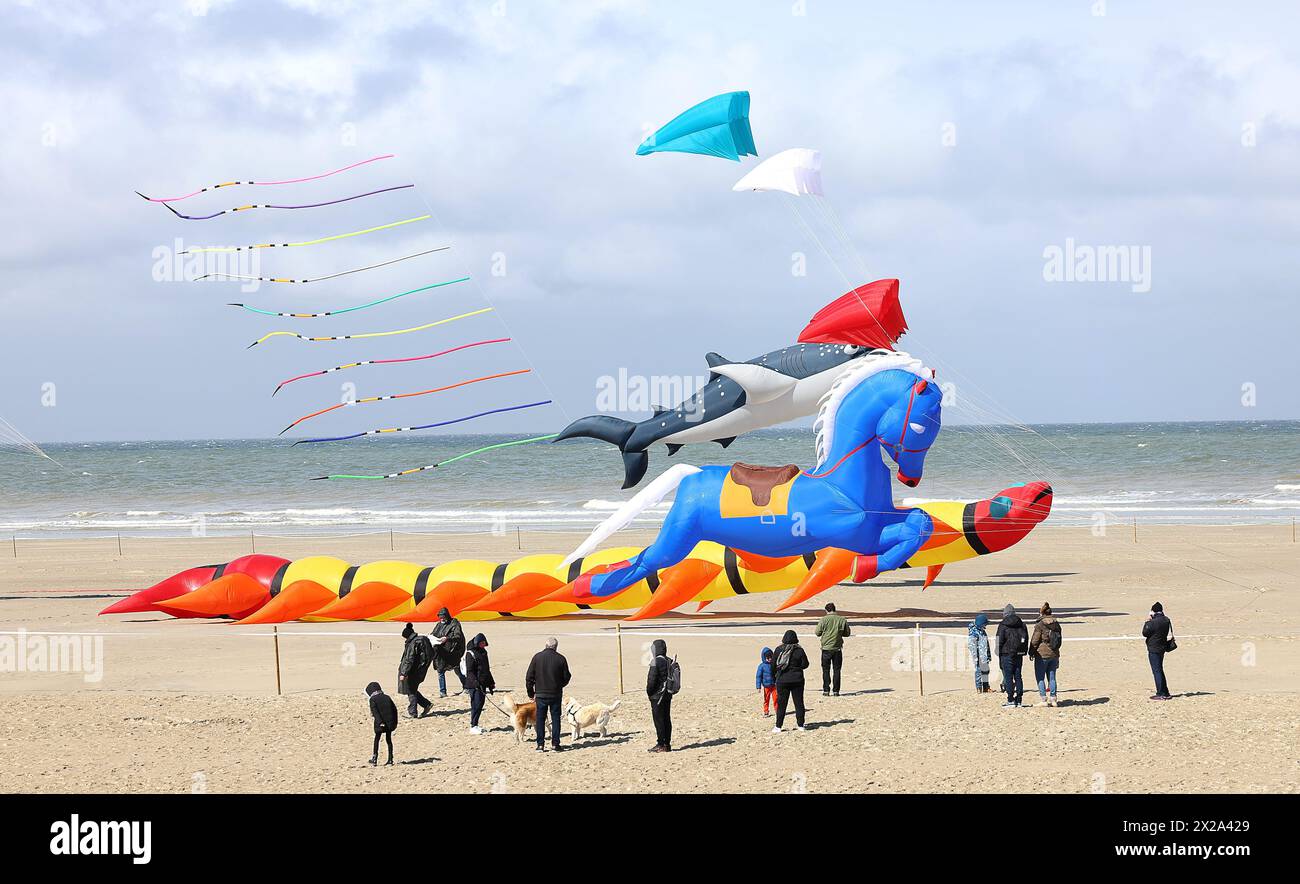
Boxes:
[525,637,572,752]
[966,613,992,693]
[365,681,398,766]
[397,622,434,718]
[771,629,810,733]
[430,607,467,697]
[1142,602,1174,700]
[755,646,777,716]
[462,633,495,735]
[1028,603,1062,706]
[814,602,851,696]
[646,638,678,752]
[994,604,1029,708]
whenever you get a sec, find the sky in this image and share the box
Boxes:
[1,0,1297,444]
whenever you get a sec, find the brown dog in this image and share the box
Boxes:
[498,693,537,743]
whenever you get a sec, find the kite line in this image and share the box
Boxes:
[279,369,531,434]
[137,154,395,202]
[198,246,449,285]
[310,434,560,480]
[182,215,429,253]
[231,277,470,320]
[139,184,414,220]
[271,337,510,395]
[292,400,553,444]
[247,307,492,348]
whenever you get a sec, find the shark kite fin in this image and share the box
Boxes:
[665,443,683,456]
[713,437,736,448]
[710,362,798,404]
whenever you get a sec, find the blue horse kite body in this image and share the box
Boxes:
[572,358,944,597]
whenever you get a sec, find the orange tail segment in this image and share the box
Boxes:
[626,560,723,621]
[731,550,799,574]
[235,580,337,624]
[155,573,270,619]
[922,563,945,590]
[309,582,410,621]
[459,573,566,614]
[775,549,856,612]
[409,581,489,620]
[539,561,632,606]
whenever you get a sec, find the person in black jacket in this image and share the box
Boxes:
[430,608,467,697]
[365,681,398,766]
[646,638,674,753]
[994,604,1029,707]
[525,637,571,752]
[1142,602,1173,700]
[463,633,495,734]
[397,622,434,718]
[771,629,811,732]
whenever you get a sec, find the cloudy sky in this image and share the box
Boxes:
[1,0,1297,443]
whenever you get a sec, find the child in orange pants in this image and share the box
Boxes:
[756,646,777,716]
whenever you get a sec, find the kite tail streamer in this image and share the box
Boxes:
[271,337,510,396]
[137,154,395,203]
[248,307,493,349]
[199,246,450,286]
[279,369,531,435]
[139,184,414,220]
[291,400,552,444]
[311,434,560,480]
[182,214,429,252]
[232,276,469,320]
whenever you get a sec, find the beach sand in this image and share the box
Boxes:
[0,525,1296,793]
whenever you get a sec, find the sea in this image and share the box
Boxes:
[1,422,1297,538]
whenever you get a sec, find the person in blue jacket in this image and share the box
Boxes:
[755,646,777,716]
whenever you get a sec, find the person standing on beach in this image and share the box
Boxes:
[771,629,811,733]
[430,608,466,698]
[365,681,398,766]
[967,613,992,693]
[647,639,676,752]
[462,633,495,734]
[995,604,1028,708]
[397,623,434,718]
[1142,602,1174,700]
[525,637,571,752]
[1029,603,1062,706]
[815,602,851,697]
[755,646,777,716]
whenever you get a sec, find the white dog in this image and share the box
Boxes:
[562,696,621,742]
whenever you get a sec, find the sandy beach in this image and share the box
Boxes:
[1,524,1296,794]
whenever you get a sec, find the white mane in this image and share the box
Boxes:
[813,350,932,469]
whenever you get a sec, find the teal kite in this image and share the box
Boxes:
[635,91,756,161]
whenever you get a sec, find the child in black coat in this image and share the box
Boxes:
[365,681,398,766]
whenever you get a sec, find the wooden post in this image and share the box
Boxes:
[1132,517,1137,543]
[272,625,282,696]
[616,621,625,695]
[1292,517,1295,543]
[516,526,521,550]
[389,529,395,551]
[915,622,924,696]
[116,534,122,556]
[10,535,15,558]
[250,531,256,554]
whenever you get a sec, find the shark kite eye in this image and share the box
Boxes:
[843,345,859,355]
[990,496,1012,519]
[908,422,927,434]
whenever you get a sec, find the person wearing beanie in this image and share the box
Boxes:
[1029,602,1063,706]
[771,629,811,732]
[967,612,992,693]
[1142,602,1174,699]
[994,604,1029,707]
[397,622,434,718]
[815,602,852,696]
[364,681,398,766]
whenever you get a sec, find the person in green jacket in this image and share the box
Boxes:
[814,602,851,696]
